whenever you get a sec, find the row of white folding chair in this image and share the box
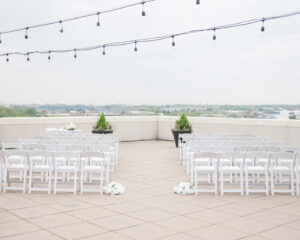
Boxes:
[181,145,280,171]
[20,142,118,171]
[192,151,299,196]
[0,150,110,194]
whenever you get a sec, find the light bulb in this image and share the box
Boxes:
[261,19,265,32]
[59,20,64,33]
[102,45,106,55]
[25,27,29,39]
[96,12,100,27]
[134,41,138,52]
[213,28,216,40]
[172,35,175,46]
[74,49,77,58]
[141,2,146,16]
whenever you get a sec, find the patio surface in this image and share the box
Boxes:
[1,140,300,240]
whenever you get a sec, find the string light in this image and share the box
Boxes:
[96,12,101,27]
[213,28,216,40]
[26,53,30,61]
[0,0,156,43]
[142,2,146,16]
[59,20,64,33]
[196,0,200,5]
[25,27,29,39]
[172,35,175,46]
[6,54,9,62]
[261,18,265,32]
[48,51,51,60]
[74,49,77,58]
[1,11,300,61]
[134,41,138,52]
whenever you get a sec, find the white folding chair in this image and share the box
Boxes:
[28,151,53,194]
[80,152,106,195]
[245,151,270,195]
[295,152,300,196]
[0,151,3,192]
[219,152,244,195]
[270,152,295,196]
[53,152,79,195]
[194,152,218,195]
[3,150,28,193]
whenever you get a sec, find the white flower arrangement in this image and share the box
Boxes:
[174,182,195,195]
[104,182,125,195]
[64,122,76,131]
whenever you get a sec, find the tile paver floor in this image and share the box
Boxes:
[1,140,300,239]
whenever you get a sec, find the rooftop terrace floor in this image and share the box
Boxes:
[1,141,300,240]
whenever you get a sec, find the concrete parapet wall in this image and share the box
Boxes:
[0,116,299,146]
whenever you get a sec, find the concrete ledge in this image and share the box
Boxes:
[0,116,300,145]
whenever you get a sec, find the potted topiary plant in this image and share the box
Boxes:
[172,113,192,148]
[92,113,113,134]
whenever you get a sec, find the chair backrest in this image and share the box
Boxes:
[279,146,300,153]
[1,142,23,150]
[257,146,279,152]
[28,151,51,166]
[270,151,296,167]
[52,151,80,166]
[80,152,108,167]
[3,150,27,165]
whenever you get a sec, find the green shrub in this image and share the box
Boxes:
[173,113,191,131]
[95,113,111,130]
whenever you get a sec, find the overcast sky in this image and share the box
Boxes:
[0,0,300,105]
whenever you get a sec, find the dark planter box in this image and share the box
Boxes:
[92,130,113,134]
[172,129,192,148]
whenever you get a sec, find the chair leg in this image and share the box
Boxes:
[0,168,2,193]
[100,170,104,195]
[194,170,198,196]
[3,168,7,193]
[220,171,224,196]
[265,171,269,196]
[28,169,32,194]
[291,171,294,196]
[22,168,27,193]
[80,170,84,195]
[214,172,218,196]
[245,171,249,196]
[240,171,244,196]
[48,170,52,195]
[296,172,299,196]
[54,169,57,194]
[73,171,77,195]
[271,171,274,196]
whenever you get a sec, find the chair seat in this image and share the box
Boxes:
[195,158,210,163]
[32,165,52,171]
[195,166,215,172]
[221,166,240,172]
[246,166,266,172]
[273,166,291,172]
[83,166,104,172]
[57,166,78,172]
[7,164,26,170]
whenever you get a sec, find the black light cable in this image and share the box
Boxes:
[0,0,156,43]
[1,11,300,61]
